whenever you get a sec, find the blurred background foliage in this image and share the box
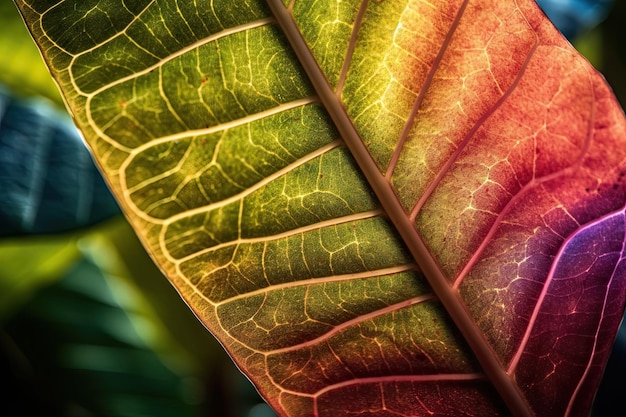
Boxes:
[0,1,623,416]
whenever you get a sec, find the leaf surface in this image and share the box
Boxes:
[14,0,626,416]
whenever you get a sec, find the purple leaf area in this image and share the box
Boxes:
[513,207,626,416]
[449,69,626,416]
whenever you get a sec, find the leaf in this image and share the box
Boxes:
[0,231,80,320]
[0,85,120,235]
[0,2,62,104]
[2,253,201,417]
[14,1,626,416]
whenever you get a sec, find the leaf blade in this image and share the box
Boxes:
[14,0,626,416]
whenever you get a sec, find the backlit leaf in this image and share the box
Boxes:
[14,1,626,416]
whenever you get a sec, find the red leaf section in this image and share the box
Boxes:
[328,0,626,415]
[449,36,626,417]
[315,380,504,417]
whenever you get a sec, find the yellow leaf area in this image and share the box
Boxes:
[16,0,626,416]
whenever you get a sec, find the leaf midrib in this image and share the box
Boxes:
[265,1,534,416]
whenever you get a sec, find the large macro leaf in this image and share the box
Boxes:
[15,1,626,416]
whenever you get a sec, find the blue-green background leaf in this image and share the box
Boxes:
[536,0,613,39]
[0,86,120,235]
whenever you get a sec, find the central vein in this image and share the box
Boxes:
[264,1,535,416]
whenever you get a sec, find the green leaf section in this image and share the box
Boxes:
[86,25,313,150]
[123,104,337,220]
[290,0,361,89]
[15,1,498,416]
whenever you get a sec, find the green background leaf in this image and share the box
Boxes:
[0,87,120,235]
[1,217,278,417]
[0,1,61,104]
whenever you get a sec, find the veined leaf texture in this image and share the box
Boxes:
[15,0,626,416]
